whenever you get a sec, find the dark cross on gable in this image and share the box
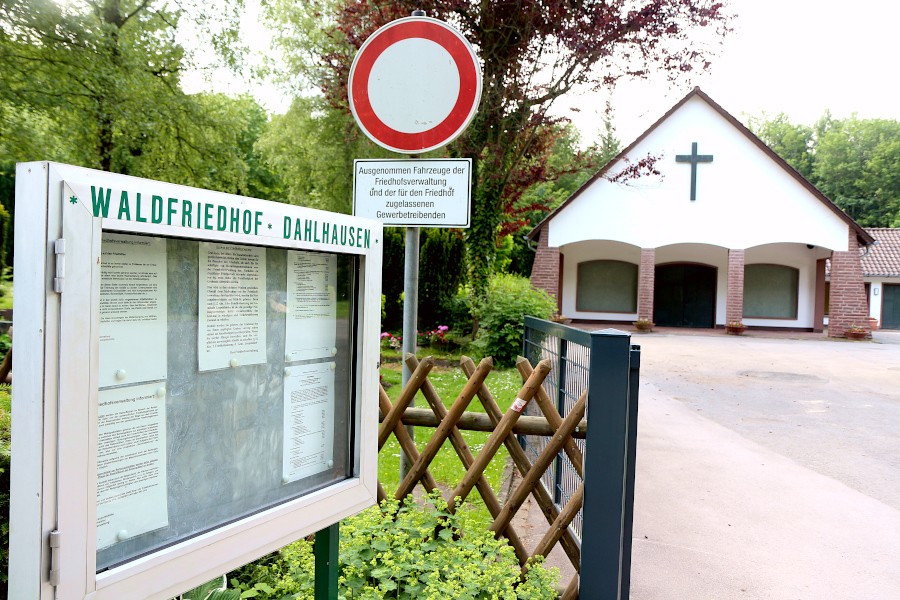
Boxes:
[675,142,714,201]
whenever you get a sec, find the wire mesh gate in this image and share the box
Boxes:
[377,318,639,599]
[522,317,641,599]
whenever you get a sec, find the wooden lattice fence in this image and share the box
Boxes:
[378,353,589,599]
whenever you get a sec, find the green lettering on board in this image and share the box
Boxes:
[203,203,213,231]
[182,199,193,227]
[151,195,163,224]
[117,191,131,220]
[135,193,147,223]
[90,186,112,218]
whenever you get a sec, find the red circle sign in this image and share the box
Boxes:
[348,17,482,154]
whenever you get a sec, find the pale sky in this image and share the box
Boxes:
[186,0,900,147]
[559,0,900,144]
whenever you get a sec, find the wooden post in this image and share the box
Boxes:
[447,359,551,511]
[490,391,586,535]
[394,357,493,500]
[405,354,529,564]
[460,356,583,570]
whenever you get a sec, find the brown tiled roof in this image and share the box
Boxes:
[862,228,900,277]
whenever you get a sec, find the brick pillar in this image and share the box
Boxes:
[530,229,561,307]
[638,248,655,321]
[727,249,745,325]
[828,229,870,338]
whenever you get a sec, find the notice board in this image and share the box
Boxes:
[9,163,382,600]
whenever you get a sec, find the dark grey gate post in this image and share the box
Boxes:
[579,329,635,599]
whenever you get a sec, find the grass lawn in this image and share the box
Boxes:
[378,355,525,526]
[0,269,11,311]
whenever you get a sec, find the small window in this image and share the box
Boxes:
[744,264,799,319]
[576,260,638,313]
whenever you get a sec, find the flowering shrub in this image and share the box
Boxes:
[380,332,401,350]
[417,325,449,347]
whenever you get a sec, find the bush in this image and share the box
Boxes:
[473,274,557,367]
[446,284,475,334]
[228,493,558,599]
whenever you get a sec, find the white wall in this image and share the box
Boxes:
[864,279,882,324]
[547,95,851,252]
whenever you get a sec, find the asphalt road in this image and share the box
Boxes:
[628,332,900,599]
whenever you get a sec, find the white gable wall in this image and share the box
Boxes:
[547,96,850,252]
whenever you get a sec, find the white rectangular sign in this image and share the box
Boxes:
[198,242,268,371]
[96,382,168,550]
[282,362,336,482]
[352,158,471,227]
[285,250,338,362]
[98,231,168,387]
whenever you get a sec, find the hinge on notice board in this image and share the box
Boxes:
[53,239,66,293]
[49,529,61,587]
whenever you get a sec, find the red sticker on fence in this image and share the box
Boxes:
[511,397,528,413]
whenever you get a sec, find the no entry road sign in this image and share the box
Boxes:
[348,16,482,154]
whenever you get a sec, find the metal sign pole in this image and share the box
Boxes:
[399,225,420,479]
[314,523,339,600]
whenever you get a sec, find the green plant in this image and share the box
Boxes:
[228,493,558,599]
[179,577,240,600]
[446,284,476,334]
[0,384,10,590]
[473,274,557,368]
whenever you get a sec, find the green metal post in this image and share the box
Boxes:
[314,523,339,600]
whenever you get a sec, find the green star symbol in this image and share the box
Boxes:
[268,223,272,230]
[69,195,78,204]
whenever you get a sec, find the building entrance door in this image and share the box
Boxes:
[654,264,717,328]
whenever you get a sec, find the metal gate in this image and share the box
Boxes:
[521,317,641,600]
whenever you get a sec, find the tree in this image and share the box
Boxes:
[256,95,393,212]
[751,112,900,227]
[813,116,900,227]
[265,0,732,294]
[749,113,814,179]
[0,0,247,178]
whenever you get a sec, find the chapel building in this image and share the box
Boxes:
[529,87,873,337]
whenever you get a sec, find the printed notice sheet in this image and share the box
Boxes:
[99,233,167,387]
[285,251,337,362]
[198,243,267,371]
[283,362,335,482]
[96,382,168,549]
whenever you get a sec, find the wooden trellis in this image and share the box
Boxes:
[378,354,590,599]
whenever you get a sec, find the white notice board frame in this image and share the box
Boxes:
[9,162,383,600]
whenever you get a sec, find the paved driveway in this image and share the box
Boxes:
[629,332,900,599]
